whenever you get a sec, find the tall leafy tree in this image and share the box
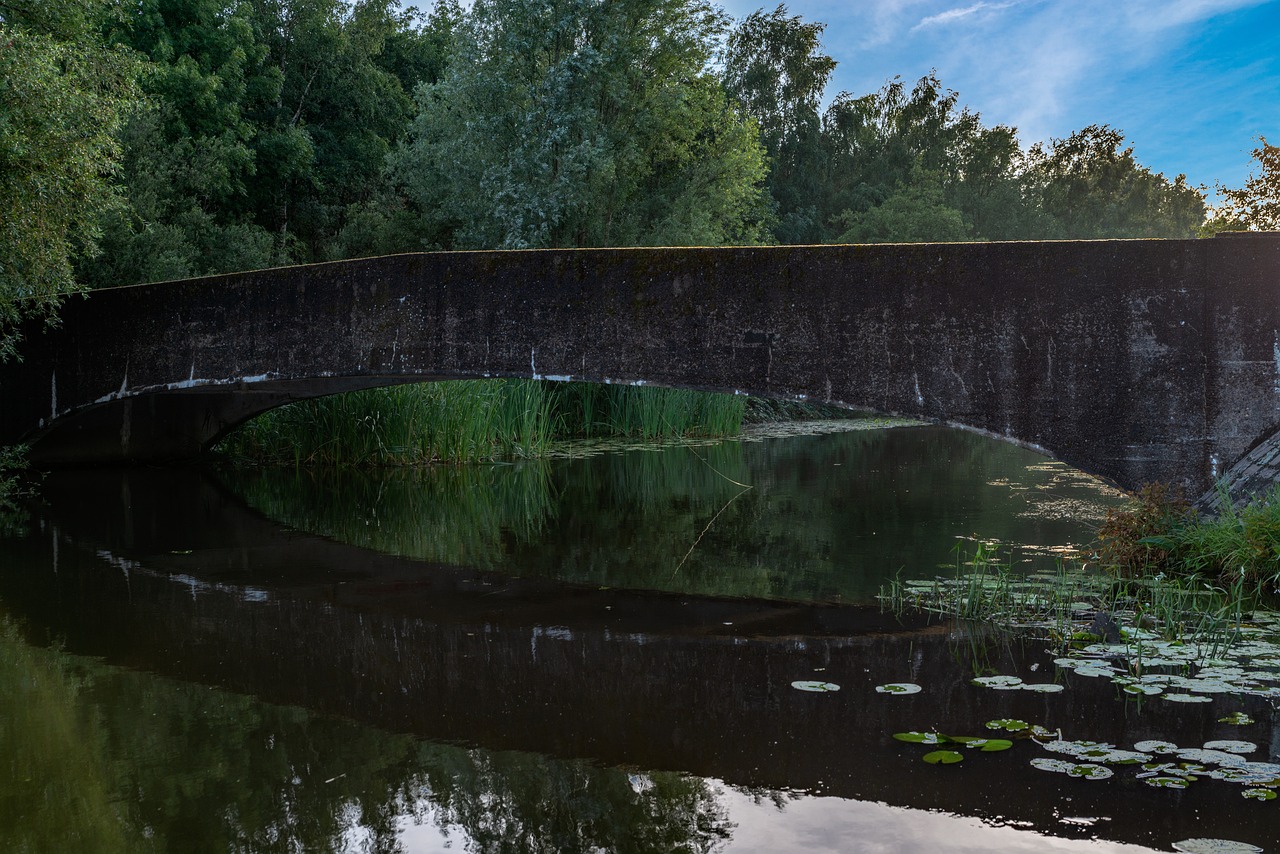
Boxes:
[391,0,768,250]
[87,0,277,286]
[1213,137,1280,231]
[84,0,440,287]
[821,74,1029,243]
[722,4,834,244]
[1021,124,1206,239]
[0,0,140,359]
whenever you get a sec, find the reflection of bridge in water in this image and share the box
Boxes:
[3,467,1276,849]
[3,236,1280,497]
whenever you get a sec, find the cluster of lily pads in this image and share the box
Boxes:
[891,725,1016,765]
[892,715,1280,804]
[887,563,1280,708]
[1048,618,1280,704]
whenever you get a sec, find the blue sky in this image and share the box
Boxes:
[717,0,1280,201]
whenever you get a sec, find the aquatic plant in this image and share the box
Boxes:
[1098,482,1280,596]
[219,380,749,466]
[0,444,33,537]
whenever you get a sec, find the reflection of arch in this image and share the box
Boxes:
[3,236,1280,494]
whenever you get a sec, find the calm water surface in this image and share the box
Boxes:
[1,425,1275,853]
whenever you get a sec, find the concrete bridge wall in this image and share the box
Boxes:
[2,237,1279,496]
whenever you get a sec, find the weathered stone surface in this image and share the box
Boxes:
[2,236,1279,496]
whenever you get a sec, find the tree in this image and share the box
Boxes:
[391,0,768,250]
[821,74,1029,243]
[0,0,140,359]
[1021,124,1206,239]
[1214,137,1280,231]
[83,0,441,288]
[836,169,969,244]
[722,4,834,243]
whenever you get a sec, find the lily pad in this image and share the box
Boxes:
[1020,683,1065,693]
[922,750,964,765]
[1172,840,1263,853]
[1123,684,1163,696]
[893,732,949,744]
[875,682,922,695]
[1066,763,1113,780]
[1174,748,1248,766]
[971,675,1024,689]
[986,719,1030,732]
[1242,788,1277,801]
[1163,693,1214,703]
[791,680,840,693]
[1203,740,1257,754]
[1030,758,1075,774]
[1145,776,1192,789]
[1134,740,1179,754]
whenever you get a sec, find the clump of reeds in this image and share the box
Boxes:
[550,382,745,439]
[218,379,748,466]
[219,380,558,466]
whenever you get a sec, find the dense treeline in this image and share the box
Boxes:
[5,0,1223,300]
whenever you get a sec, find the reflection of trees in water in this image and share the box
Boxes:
[218,460,558,569]
[0,612,734,853]
[404,749,732,854]
[223,428,1118,603]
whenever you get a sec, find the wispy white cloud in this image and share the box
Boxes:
[912,1,1019,31]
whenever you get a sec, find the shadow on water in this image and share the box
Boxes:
[0,430,1274,852]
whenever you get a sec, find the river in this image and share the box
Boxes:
[1,423,1275,853]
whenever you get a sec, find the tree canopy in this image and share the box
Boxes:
[391,0,768,250]
[0,0,140,360]
[1214,137,1280,231]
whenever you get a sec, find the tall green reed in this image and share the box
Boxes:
[219,379,746,466]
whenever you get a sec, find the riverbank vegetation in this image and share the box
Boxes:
[884,481,1280,661]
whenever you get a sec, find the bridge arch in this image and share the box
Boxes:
[2,238,1279,497]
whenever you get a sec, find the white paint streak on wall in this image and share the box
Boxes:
[1273,334,1280,392]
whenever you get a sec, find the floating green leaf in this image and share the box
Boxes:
[1020,683,1065,693]
[971,675,1023,689]
[948,736,1013,752]
[1172,839,1263,853]
[922,750,964,765]
[875,682,922,695]
[1163,693,1214,703]
[1030,757,1076,774]
[985,719,1030,732]
[791,680,840,693]
[1145,776,1191,789]
[1242,788,1276,801]
[1066,763,1113,780]
[893,732,949,744]
[1219,712,1255,725]
[1203,740,1257,754]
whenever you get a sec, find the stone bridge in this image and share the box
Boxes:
[2,236,1279,499]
